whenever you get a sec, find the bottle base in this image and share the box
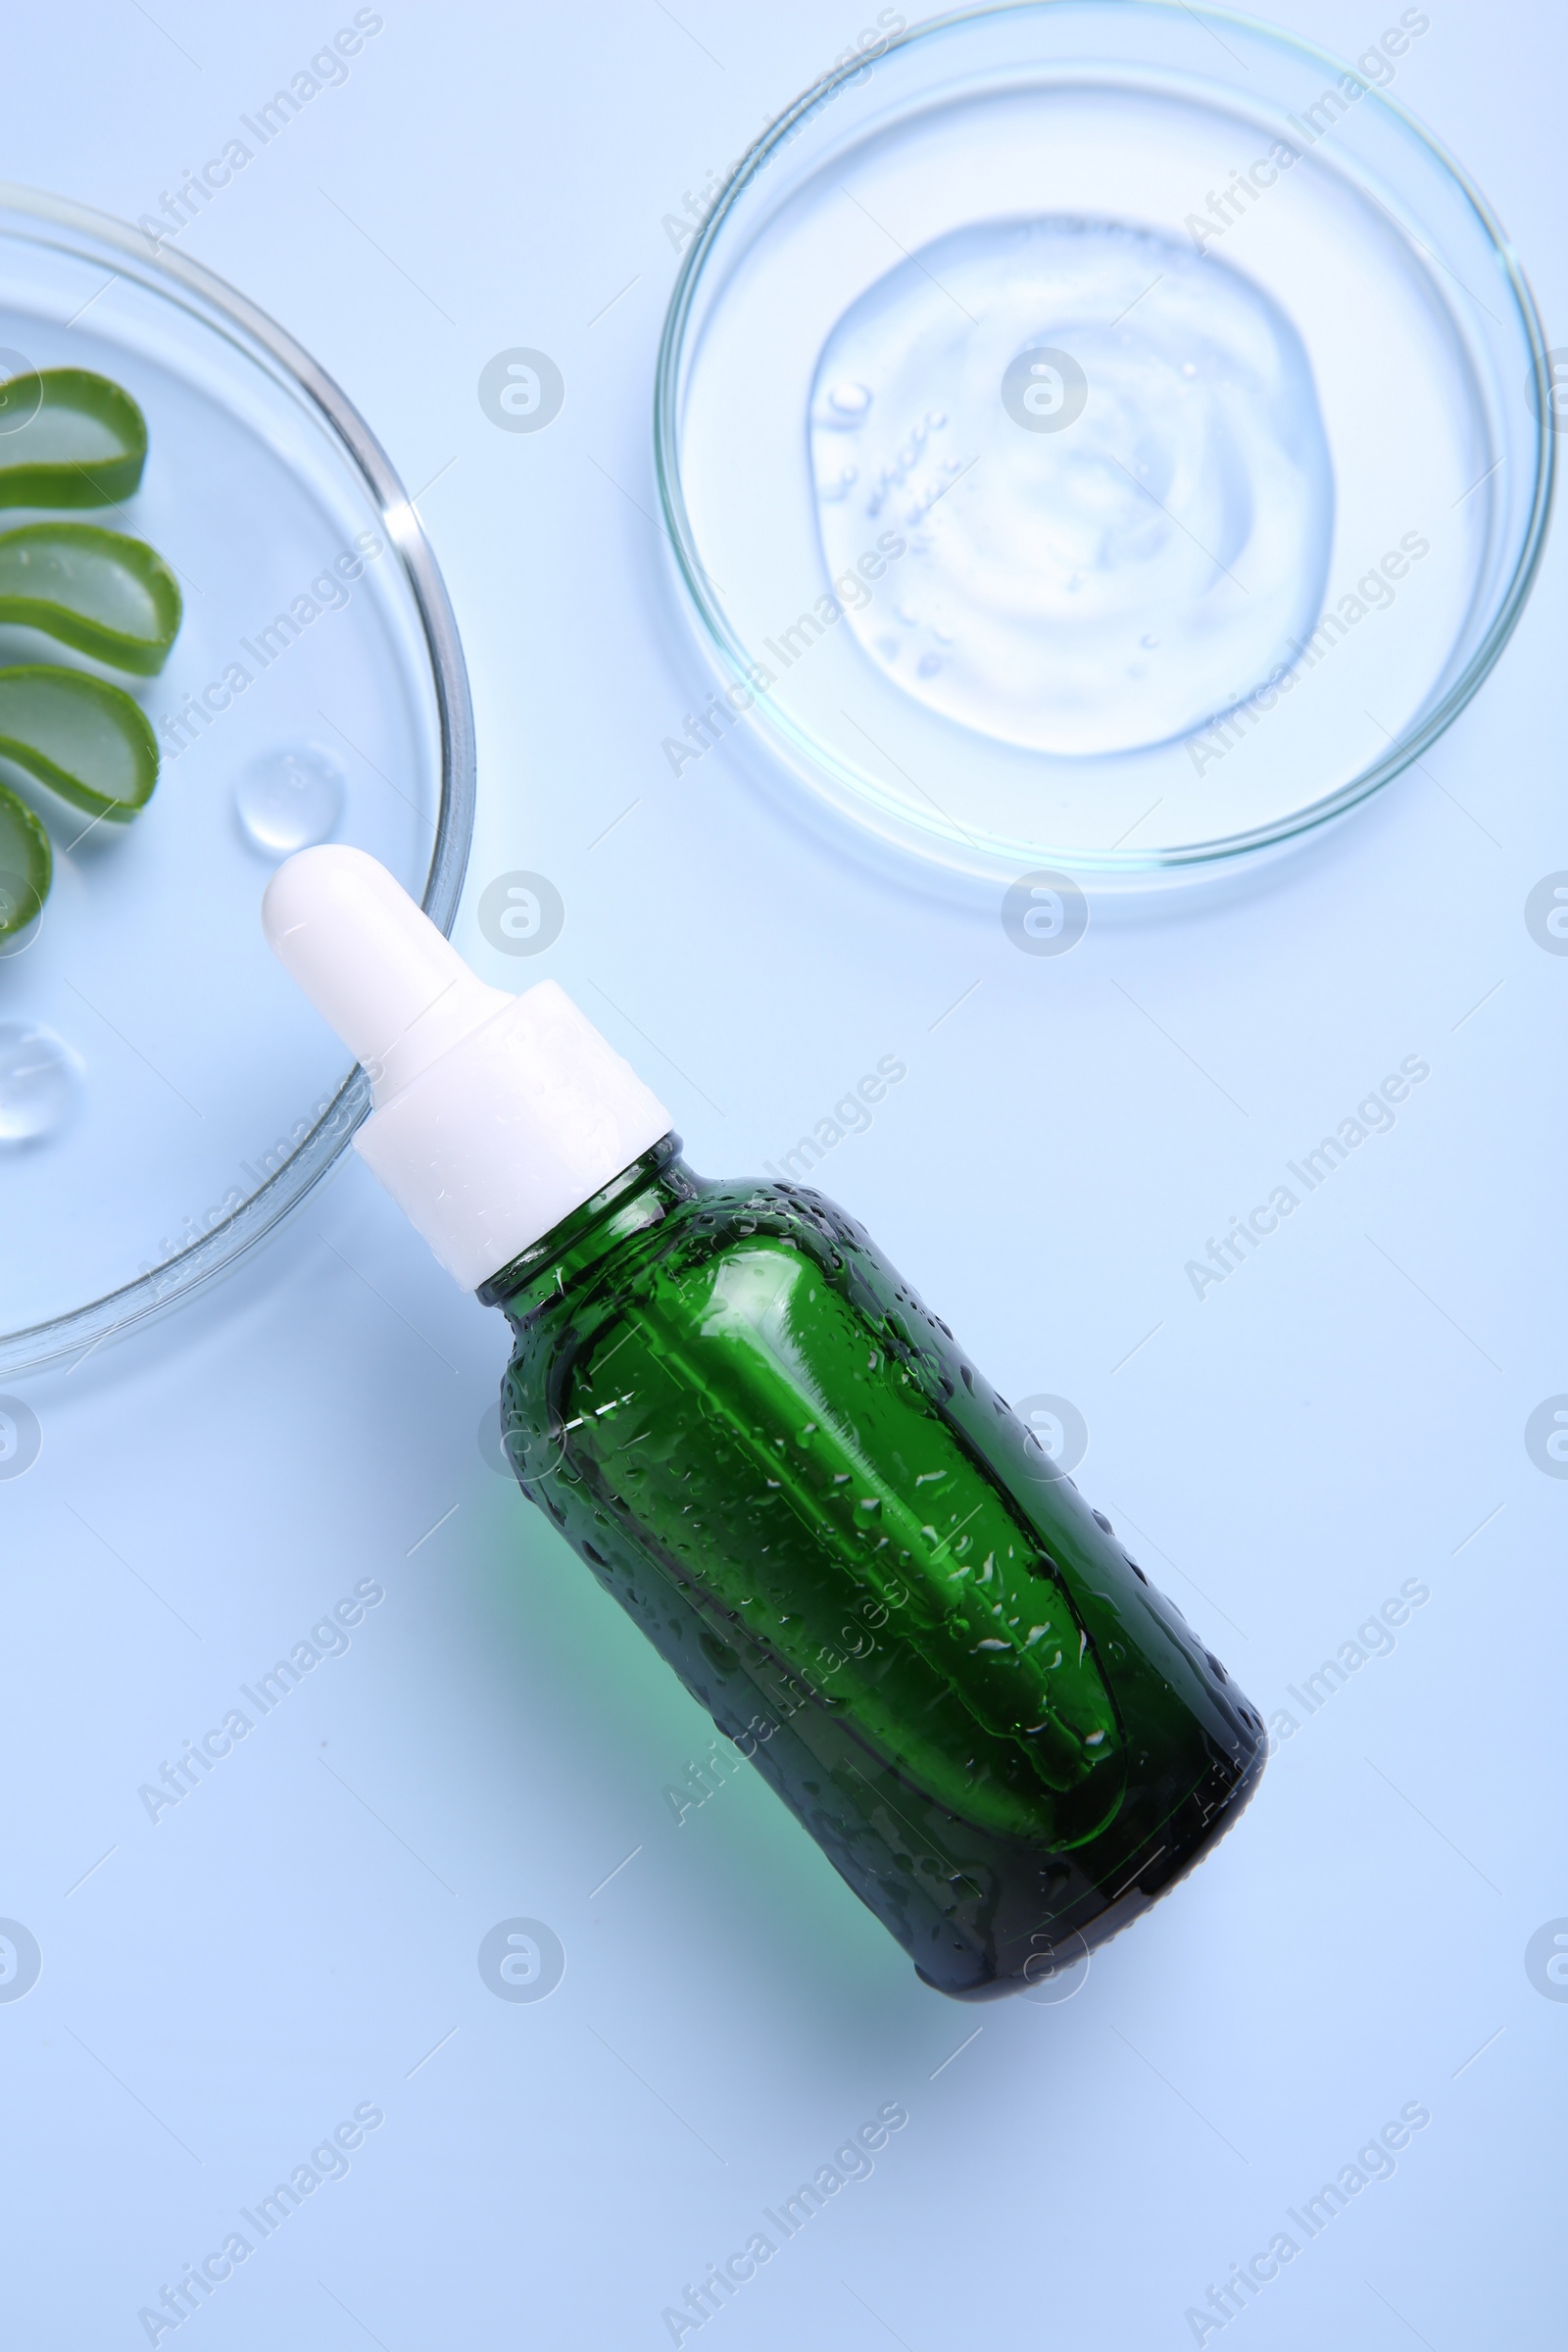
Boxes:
[914,1725,1268,2002]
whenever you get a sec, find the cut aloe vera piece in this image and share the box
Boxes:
[0,778,51,936]
[0,368,148,508]
[0,523,181,674]
[0,666,158,820]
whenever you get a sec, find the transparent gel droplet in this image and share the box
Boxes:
[0,1020,80,1143]
[234,746,345,857]
[821,379,872,427]
[808,215,1334,757]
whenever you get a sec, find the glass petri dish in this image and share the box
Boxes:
[656,2,1552,885]
[0,186,473,1372]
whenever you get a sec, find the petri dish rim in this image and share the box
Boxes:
[0,181,475,1374]
[654,0,1555,884]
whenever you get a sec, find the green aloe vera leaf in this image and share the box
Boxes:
[0,523,181,674]
[0,368,148,508]
[0,778,51,937]
[0,666,159,821]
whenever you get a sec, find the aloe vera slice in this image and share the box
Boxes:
[0,666,159,820]
[0,368,148,509]
[0,523,181,674]
[0,779,51,936]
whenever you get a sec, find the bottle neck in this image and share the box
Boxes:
[477,1133,693,1321]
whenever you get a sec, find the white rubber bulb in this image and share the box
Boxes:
[262,844,509,1105]
[261,846,672,1290]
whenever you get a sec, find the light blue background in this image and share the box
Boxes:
[1,3,1562,2345]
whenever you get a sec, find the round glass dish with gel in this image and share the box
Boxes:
[656,1,1552,883]
[0,187,472,1371]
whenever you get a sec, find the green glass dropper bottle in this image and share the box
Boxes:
[265,848,1264,1998]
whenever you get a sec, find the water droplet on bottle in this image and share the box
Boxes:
[234,746,346,858]
[1141,633,1160,649]
[0,1020,80,1144]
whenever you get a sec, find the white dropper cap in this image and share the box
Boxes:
[263,846,671,1291]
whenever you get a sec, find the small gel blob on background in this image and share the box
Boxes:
[234,744,345,858]
[0,1019,81,1145]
